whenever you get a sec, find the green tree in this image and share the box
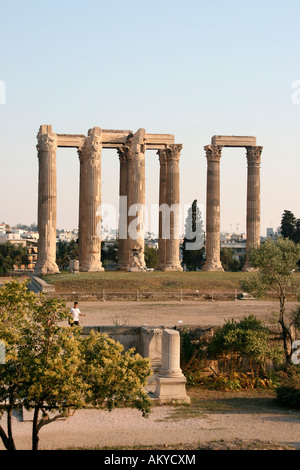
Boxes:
[144,244,158,268]
[295,219,300,244]
[101,239,118,267]
[80,330,151,416]
[56,239,79,269]
[181,200,205,270]
[240,238,300,364]
[19,297,85,451]
[0,279,152,450]
[0,279,37,449]
[281,210,298,240]
[220,248,244,272]
[0,242,29,274]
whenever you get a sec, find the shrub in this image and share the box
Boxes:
[276,365,300,409]
[208,315,282,377]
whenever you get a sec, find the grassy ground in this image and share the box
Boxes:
[42,271,250,293]
[42,270,300,296]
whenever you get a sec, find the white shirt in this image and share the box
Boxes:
[70,307,81,321]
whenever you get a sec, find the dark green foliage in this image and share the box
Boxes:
[280,210,300,243]
[56,239,79,269]
[208,315,282,375]
[220,248,245,272]
[101,239,118,267]
[0,242,29,274]
[276,365,300,409]
[181,200,205,271]
[144,245,158,268]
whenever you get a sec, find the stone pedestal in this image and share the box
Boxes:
[243,146,263,271]
[203,145,224,271]
[34,125,60,275]
[154,329,190,404]
[78,127,104,272]
[160,145,183,271]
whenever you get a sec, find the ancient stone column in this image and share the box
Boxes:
[78,127,104,272]
[34,125,60,275]
[125,129,146,271]
[154,329,190,404]
[162,144,183,271]
[116,146,128,270]
[203,145,224,271]
[243,146,263,271]
[157,148,168,269]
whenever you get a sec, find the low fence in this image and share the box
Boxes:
[53,290,254,302]
[27,277,291,302]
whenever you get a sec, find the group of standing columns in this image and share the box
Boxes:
[117,135,183,272]
[34,125,183,275]
[34,125,262,276]
[203,144,263,272]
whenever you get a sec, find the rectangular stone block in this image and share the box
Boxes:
[154,376,190,404]
[56,134,86,148]
[141,327,163,372]
[39,124,53,134]
[211,135,256,147]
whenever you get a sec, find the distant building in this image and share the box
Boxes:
[0,234,38,272]
[220,241,247,262]
[266,227,281,240]
[57,230,78,243]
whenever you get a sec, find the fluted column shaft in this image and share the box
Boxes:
[35,125,59,275]
[203,145,224,271]
[125,129,146,270]
[116,146,128,269]
[78,127,104,272]
[243,146,263,271]
[158,329,183,378]
[163,144,183,271]
[157,148,168,269]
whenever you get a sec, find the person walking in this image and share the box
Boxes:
[69,301,85,326]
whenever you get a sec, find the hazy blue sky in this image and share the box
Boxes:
[0,0,299,235]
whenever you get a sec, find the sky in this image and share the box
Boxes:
[0,0,299,236]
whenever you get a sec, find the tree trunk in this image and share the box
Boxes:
[7,406,16,450]
[278,296,293,365]
[32,406,40,451]
[0,407,16,450]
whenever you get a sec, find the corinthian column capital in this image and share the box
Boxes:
[204,145,223,162]
[246,146,263,165]
[166,144,182,161]
[81,127,102,160]
[36,125,58,153]
[126,128,147,157]
[117,146,127,164]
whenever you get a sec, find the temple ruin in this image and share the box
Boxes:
[203,136,263,272]
[34,125,183,275]
[34,127,262,275]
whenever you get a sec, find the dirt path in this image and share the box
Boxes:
[64,299,297,328]
[2,390,299,450]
